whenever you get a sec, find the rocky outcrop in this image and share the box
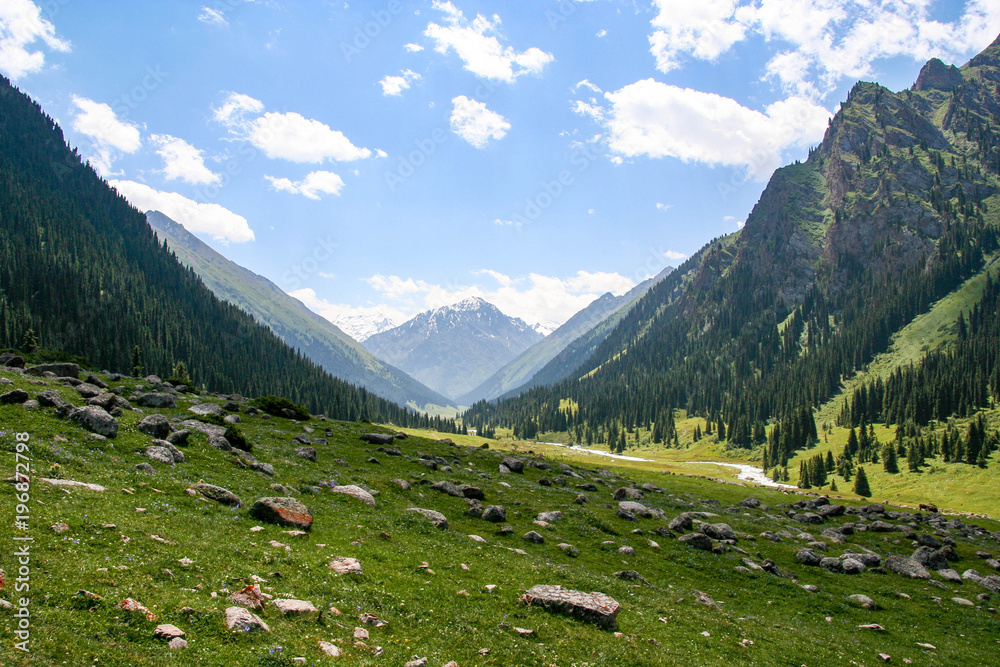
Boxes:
[249,497,313,530]
[518,585,621,630]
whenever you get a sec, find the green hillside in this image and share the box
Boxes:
[146,211,452,412]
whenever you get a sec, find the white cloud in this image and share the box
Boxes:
[379,69,421,96]
[214,94,373,164]
[151,134,220,186]
[70,96,142,175]
[665,250,687,260]
[111,179,255,244]
[363,269,638,328]
[265,170,345,199]
[647,0,1000,99]
[404,42,424,52]
[213,92,265,127]
[574,79,603,94]
[578,79,830,179]
[656,202,672,211]
[449,96,509,148]
[424,1,554,82]
[289,289,409,337]
[198,7,228,26]
[596,29,607,38]
[0,0,70,80]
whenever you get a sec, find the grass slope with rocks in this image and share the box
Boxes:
[1,364,999,666]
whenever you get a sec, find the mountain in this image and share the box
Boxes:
[458,266,674,405]
[465,35,1000,455]
[0,73,456,431]
[145,211,451,411]
[329,311,399,342]
[363,297,543,400]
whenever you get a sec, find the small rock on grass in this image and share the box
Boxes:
[319,641,341,657]
[154,624,185,640]
[225,606,270,633]
[329,557,363,575]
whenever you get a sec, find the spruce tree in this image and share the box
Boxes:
[20,328,39,354]
[131,345,143,378]
[853,466,871,497]
[883,443,899,473]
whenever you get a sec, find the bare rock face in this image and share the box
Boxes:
[518,585,621,630]
[913,58,964,92]
[25,362,80,378]
[249,497,313,530]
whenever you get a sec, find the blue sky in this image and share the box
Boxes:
[3,0,999,337]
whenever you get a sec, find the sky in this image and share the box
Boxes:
[2,0,999,337]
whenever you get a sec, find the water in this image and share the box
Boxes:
[540,442,654,462]
[685,461,798,489]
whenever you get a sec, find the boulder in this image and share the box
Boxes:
[69,406,118,438]
[249,497,313,530]
[407,508,448,529]
[738,496,761,508]
[613,487,644,501]
[701,523,737,541]
[74,383,103,399]
[678,533,713,551]
[796,548,822,566]
[360,432,396,445]
[523,530,545,544]
[668,513,694,532]
[134,393,176,409]
[618,501,654,519]
[224,607,270,633]
[0,389,29,404]
[137,414,173,438]
[537,511,563,523]
[0,352,25,368]
[188,402,225,417]
[501,457,525,474]
[25,363,80,378]
[518,585,621,630]
[272,599,318,619]
[885,555,931,579]
[483,505,506,522]
[841,558,867,575]
[459,484,485,500]
[36,389,71,409]
[192,483,241,507]
[431,480,465,497]
[817,504,845,518]
[151,440,184,463]
[330,485,376,508]
[329,557,363,575]
[912,546,949,571]
[294,446,317,462]
[847,594,878,610]
[166,430,190,446]
[146,445,176,465]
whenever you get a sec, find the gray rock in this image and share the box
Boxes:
[557,543,580,557]
[249,497,313,530]
[330,485,376,508]
[188,402,225,417]
[146,446,175,464]
[817,504,845,518]
[137,414,173,439]
[25,363,80,378]
[847,594,878,610]
[701,523,737,541]
[69,406,118,438]
[501,457,525,473]
[0,389,29,404]
[133,462,155,474]
[885,555,931,579]
[0,353,25,368]
[151,440,184,463]
[669,513,694,531]
[518,585,621,630]
[841,558,867,575]
[360,432,396,445]
[573,494,588,504]
[938,568,963,583]
[618,545,636,556]
[74,383,103,399]
[192,483,241,507]
[134,393,176,409]
[869,521,897,532]
[537,511,563,523]
[431,481,465,497]
[224,606,270,633]
[820,557,843,572]
[738,496,761,508]
[483,505,506,522]
[459,484,485,500]
[616,509,638,522]
[294,446,317,462]
[796,548,822,566]
[166,430,190,446]
[679,533,713,551]
[21,399,39,410]
[209,435,232,451]
[613,487,644,501]
[36,389,71,409]
[523,530,545,544]
[407,508,448,529]
[913,546,948,571]
[224,414,240,424]
[916,534,942,549]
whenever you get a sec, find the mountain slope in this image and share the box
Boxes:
[459,266,674,404]
[146,211,451,410]
[0,74,449,429]
[363,297,543,400]
[465,35,1000,451]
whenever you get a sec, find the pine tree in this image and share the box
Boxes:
[19,328,39,354]
[798,460,811,489]
[131,346,143,378]
[830,479,838,492]
[883,443,899,473]
[853,466,871,497]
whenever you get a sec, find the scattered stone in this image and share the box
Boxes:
[618,545,636,556]
[318,642,342,658]
[501,457,525,473]
[796,549,822,566]
[701,523,737,541]
[146,446,175,464]
[51,522,70,534]
[154,624,185,640]
[224,606,270,633]
[25,362,80,378]
[885,555,931,580]
[118,598,156,621]
[536,511,563,523]
[841,558,867,575]
[679,533,713,551]
[523,531,544,544]
[459,484,485,500]
[168,638,188,650]
[0,389,29,404]
[151,439,184,462]
[483,505,506,522]
[431,480,464,497]
[407,508,448,529]
[273,599,318,618]
[558,543,580,557]
[134,393,176,409]
[858,624,886,631]
[294,446,317,462]
[330,485,376,508]
[329,557,363,575]
[137,414,172,439]
[360,432,396,445]
[192,484,241,507]
[847,594,878,610]
[133,462,155,474]
[230,585,266,610]
[249,497,313,530]
[69,406,118,438]
[518,585,621,630]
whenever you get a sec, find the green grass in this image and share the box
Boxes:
[2,369,1000,665]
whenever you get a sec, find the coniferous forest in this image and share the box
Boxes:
[0,75,455,432]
